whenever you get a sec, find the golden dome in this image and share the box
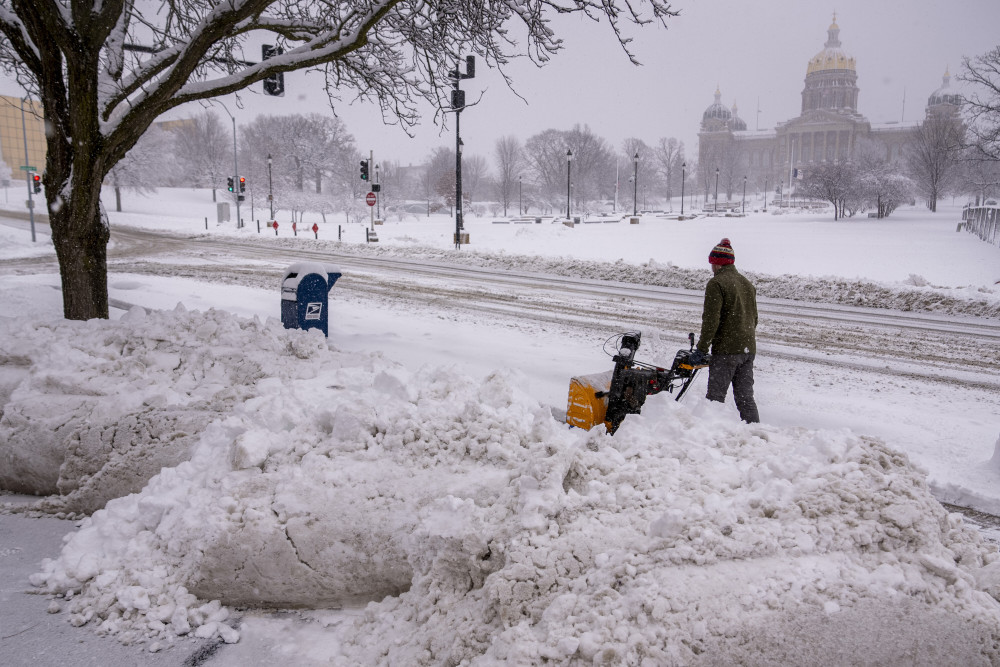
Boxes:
[806,15,856,75]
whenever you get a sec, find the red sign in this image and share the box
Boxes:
[312,223,319,233]
[366,192,376,207]
[272,221,278,230]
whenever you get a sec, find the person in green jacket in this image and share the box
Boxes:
[691,238,760,423]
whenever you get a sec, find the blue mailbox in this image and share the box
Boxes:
[280,262,342,337]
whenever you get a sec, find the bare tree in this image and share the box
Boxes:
[462,154,488,208]
[0,0,678,320]
[960,46,1000,161]
[106,125,172,212]
[856,139,912,218]
[654,137,684,210]
[171,112,230,200]
[799,162,856,220]
[906,115,964,211]
[493,135,523,216]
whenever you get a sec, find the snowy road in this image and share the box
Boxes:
[102,225,1000,393]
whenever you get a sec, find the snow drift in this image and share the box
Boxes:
[7,308,1000,662]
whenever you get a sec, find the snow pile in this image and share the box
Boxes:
[19,309,1000,661]
[0,305,324,513]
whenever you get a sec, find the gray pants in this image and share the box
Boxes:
[706,352,760,423]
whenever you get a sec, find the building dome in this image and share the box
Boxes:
[801,15,859,115]
[730,103,748,131]
[806,17,856,75]
[703,87,733,123]
[928,68,961,108]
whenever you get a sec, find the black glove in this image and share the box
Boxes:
[689,350,708,366]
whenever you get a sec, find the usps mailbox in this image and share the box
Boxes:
[280,262,342,337]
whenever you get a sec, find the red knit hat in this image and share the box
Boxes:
[709,238,735,265]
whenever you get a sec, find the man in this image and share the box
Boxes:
[691,238,760,423]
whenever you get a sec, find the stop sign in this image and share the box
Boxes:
[312,223,319,233]
[272,221,278,230]
[366,192,376,207]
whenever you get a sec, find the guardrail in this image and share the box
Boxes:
[961,205,999,246]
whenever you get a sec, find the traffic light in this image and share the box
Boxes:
[32,173,41,194]
[261,45,285,97]
[239,177,246,192]
[227,177,234,192]
[360,160,369,181]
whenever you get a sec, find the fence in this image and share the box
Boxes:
[962,204,1000,246]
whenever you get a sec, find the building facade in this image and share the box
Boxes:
[0,95,46,187]
[698,17,960,204]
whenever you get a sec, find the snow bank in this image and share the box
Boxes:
[16,309,1000,661]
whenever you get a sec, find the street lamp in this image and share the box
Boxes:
[764,176,768,212]
[714,167,719,213]
[375,163,381,219]
[680,162,686,217]
[566,149,573,220]
[267,154,273,223]
[633,151,639,217]
[742,175,747,214]
[518,175,522,216]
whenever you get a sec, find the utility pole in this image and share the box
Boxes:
[20,97,36,242]
[451,55,475,249]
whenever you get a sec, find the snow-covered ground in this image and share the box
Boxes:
[2,188,1000,665]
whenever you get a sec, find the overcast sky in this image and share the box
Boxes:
[4,0,999,169]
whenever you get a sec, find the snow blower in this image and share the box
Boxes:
[566,332,709,435]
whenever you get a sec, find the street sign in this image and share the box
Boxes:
[272,221,278,230]
[19,166,35,171]
[311,223,318,233]
[366,192,376,207]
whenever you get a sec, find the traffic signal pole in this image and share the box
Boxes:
[231,114,241,228]
[369,150,374,232]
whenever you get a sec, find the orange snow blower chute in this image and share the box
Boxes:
[566,332,709,435]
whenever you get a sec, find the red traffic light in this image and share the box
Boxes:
[239,177,245,184]
[32,173,40,182]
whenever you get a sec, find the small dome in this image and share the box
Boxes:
[806,15,856,75]
[730,103,747,131]
[703,87,733,122]
[928,68,961,108]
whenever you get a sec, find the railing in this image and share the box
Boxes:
[962,205,1000,246]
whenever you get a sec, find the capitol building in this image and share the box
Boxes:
[697,15,961,202]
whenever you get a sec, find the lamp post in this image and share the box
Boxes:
[375,163,380,219]
[780,179,784,207]
[208,99,241,228]
[518,175,522,216]
[633,151,639,217]
[20,97,36,242]
[714,167,719,213]
[764,176,768,212]
[680,162,686,217]
[742,175,747,214]
[566,149,573,220]
[267,154,273,223]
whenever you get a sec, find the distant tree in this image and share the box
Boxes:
[0,0,678,320]
[0,156,12,188]
[426,147,456,211]
[493,135,523,216]
[653,138,685,210]
[960,46,1000,161]
[906,115,965,211]
[462,154,489,207]
[171,112,230,201]
[800,162,857,220]
[106,126,172,212]
[960,151,1000,203]
[856,140,912,218]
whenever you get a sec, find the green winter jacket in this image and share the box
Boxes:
[697,265,758,355]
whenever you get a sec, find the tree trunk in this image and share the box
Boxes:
[212,188,217,203]
[50,200,110,320]
[115,186,122,212]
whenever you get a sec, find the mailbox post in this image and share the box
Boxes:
[280,262,342,337]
